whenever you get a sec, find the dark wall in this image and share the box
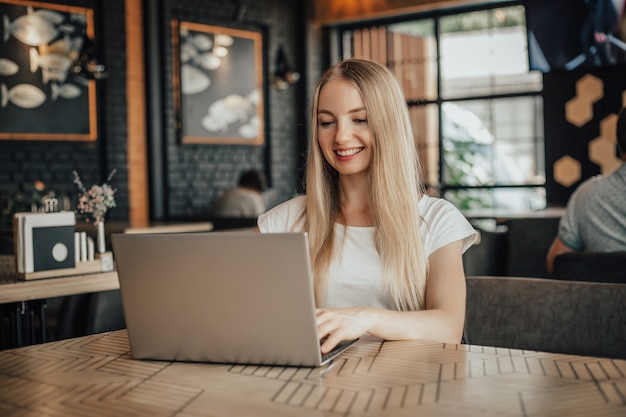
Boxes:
[544,65,626,206]
[0,0,310,227]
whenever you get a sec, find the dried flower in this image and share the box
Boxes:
[73,169,117,224]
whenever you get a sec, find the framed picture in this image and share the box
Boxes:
[172,20,264,145]
[0,0,97,141]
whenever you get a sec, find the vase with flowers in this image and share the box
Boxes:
[73,169,117,254]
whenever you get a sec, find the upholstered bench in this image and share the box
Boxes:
[464,276,626,359]
[553,251,626,283]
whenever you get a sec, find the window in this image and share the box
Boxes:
[336,2,546,212]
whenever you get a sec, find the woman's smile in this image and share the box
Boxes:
[335,147,365,158]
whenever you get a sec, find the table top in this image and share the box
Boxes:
[123,221,214,234]
[0,269,119,304]
[462,206,566,221]
[1,330,624,416]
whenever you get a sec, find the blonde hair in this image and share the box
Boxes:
[304,58,428,311]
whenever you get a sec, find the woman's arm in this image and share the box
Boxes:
[317,240,467,353]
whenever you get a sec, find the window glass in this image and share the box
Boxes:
[444,188,546,211]
[439,6,542,98]
[442,97,544,186]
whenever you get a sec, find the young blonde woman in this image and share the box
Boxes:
[257,58,477,355]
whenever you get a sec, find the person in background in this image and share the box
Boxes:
[546,107,626,273]
[580,0,621,67]
[257,58,477,355]
[211,169,267,217]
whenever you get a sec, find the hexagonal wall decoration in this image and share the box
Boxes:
[589,114,621,174]
[565,74,603,127]
[553,155,581,187]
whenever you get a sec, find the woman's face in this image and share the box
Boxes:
[317,78,373,178]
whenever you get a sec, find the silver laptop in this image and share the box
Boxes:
[111,231,355,367]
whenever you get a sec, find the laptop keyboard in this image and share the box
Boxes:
[321,339,358,363]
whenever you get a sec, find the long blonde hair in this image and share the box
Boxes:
[304,58,428,311]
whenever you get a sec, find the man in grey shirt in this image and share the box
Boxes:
[211,169,267,218]
[547,107,626,273]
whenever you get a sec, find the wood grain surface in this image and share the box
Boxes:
[0,330,624,416]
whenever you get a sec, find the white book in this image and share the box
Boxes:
[12,213,26,273]
[22,212,76,273]
[80,231,87,262]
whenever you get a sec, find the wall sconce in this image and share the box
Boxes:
[272,45,300,90]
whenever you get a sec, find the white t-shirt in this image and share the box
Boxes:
[257,195,477,310]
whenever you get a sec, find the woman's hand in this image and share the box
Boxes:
[316,308,372,354]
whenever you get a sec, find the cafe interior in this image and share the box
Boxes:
[0,0,625,415]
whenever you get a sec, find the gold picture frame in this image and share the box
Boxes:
[172,20,264,145]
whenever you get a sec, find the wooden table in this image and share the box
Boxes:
[123,221,214,234]
[462,207,566,222]
[1,253,119,305]
[1,330,624,416]
[1,255,120,349]
[0,271,119,305]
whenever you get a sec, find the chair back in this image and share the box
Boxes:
[56,290,125,340]
[464,276,626,359]
[553,251,626,283]
[462,226,508,276]
[503,217,560,278]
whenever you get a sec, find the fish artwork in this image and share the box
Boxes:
[0,58,19,76]
[181,32,222,71]
[1,83,46,109]
[201,92,257,135]
[50,82,81,100]
[190,34,212,51]
[32,9,65,26]
[181,63,211,95]
[195,52,221,71]
[3,6,87,96]
[180,42,198,63]
[239,114,260,139]
[214,34,234,47]
[29,47,72,84]
[40,36,84,64]
[3,7,61,46]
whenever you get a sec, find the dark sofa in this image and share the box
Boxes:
[464,275,626,359]
[553,251,626,283]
